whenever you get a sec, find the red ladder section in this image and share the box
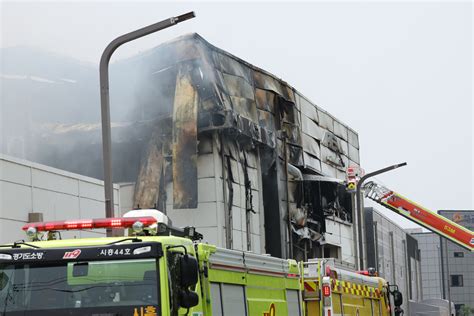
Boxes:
[364,181,474,252]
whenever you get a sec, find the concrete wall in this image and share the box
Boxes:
[0,154,120,243]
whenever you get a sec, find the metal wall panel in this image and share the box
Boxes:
[0,181,32,219]
[298,96,318,123]
[333,121,348,141]
[321,161,337,177]
[32,168,79,196]
[0,155,120,243]
[317,109,334,132]
[303,152,322,173]
[302,133,321,158]
[302,116,324,141]
[0,159,31,186]
[348,144,360,164]
[79,181,106,202]
[348,129,359,149]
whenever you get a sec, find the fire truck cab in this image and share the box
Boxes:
[0,209,302,316]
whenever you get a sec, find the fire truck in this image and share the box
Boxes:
[0,209,403,316]
[302,259,402,316]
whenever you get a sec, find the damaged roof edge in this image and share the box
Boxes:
[118,33,294,91]
[119,33,359,138]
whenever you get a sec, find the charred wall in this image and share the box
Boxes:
[34,33,360,261]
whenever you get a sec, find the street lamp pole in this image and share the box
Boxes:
[99,12,196,223]
[356,162,407,270]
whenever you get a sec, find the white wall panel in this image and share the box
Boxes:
[232,207,242,231]
[303,152,322,172]
[0,159,31,186]
[194,202,218,227]
[79,198,106,220]
[301,103,318,124]
[302,133,321,158]
[79,181,105,202]
[333,121,348,141]
[0,181,32,219]
[317,110,334,132]
[321,162,337,177]
[32,187,80,220]
[118,183,135,214]
[302,115,324,141]
[169,208,193,226]
[232,230,243,250]
[198,177,223,202]
[348,129,359,149]
[32,168,79,195]
[348,144,360,164]
[197,153,216,178]
[1,155,119,244]
[0,219,24,243]
[251,234,261,253]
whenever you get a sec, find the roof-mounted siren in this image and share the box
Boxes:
[123,209,171,236]
[124,209,203,240]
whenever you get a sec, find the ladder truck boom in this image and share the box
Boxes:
[364,181,474,251]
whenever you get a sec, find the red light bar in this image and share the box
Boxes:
[22,216,157,232]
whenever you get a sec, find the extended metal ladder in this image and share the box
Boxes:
[364,181,474,251]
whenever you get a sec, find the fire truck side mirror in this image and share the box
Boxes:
[180,254,198,288]
[392,290,403,307]
[0,272,8,290]
[179,289,199,309]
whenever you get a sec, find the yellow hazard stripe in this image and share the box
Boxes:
[337,280,380,299]
[304,280,318,292]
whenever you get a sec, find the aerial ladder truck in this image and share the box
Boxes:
[363,181,474,252]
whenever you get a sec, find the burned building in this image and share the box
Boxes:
[35,34,360,264]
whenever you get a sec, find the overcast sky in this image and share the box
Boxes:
[1,1,472,228]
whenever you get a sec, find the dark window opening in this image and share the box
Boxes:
[323,245,340,259]
[303,180,353,228]
[453,252,464,258]
[450,275,463,287]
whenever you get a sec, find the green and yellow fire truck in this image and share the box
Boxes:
[0,210,402,316]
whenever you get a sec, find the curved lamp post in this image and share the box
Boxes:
[356,162,407,269]
[99,12,196,223]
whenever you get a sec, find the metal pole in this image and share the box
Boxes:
[356,162,407,269]
[402,239,410,315]
[283,136,293,259]
[99,12,195,222]
[445,238,452,316]
[352,192,360,270]
[439,237,446,299]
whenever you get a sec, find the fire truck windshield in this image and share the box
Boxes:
[0,258,160,316]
